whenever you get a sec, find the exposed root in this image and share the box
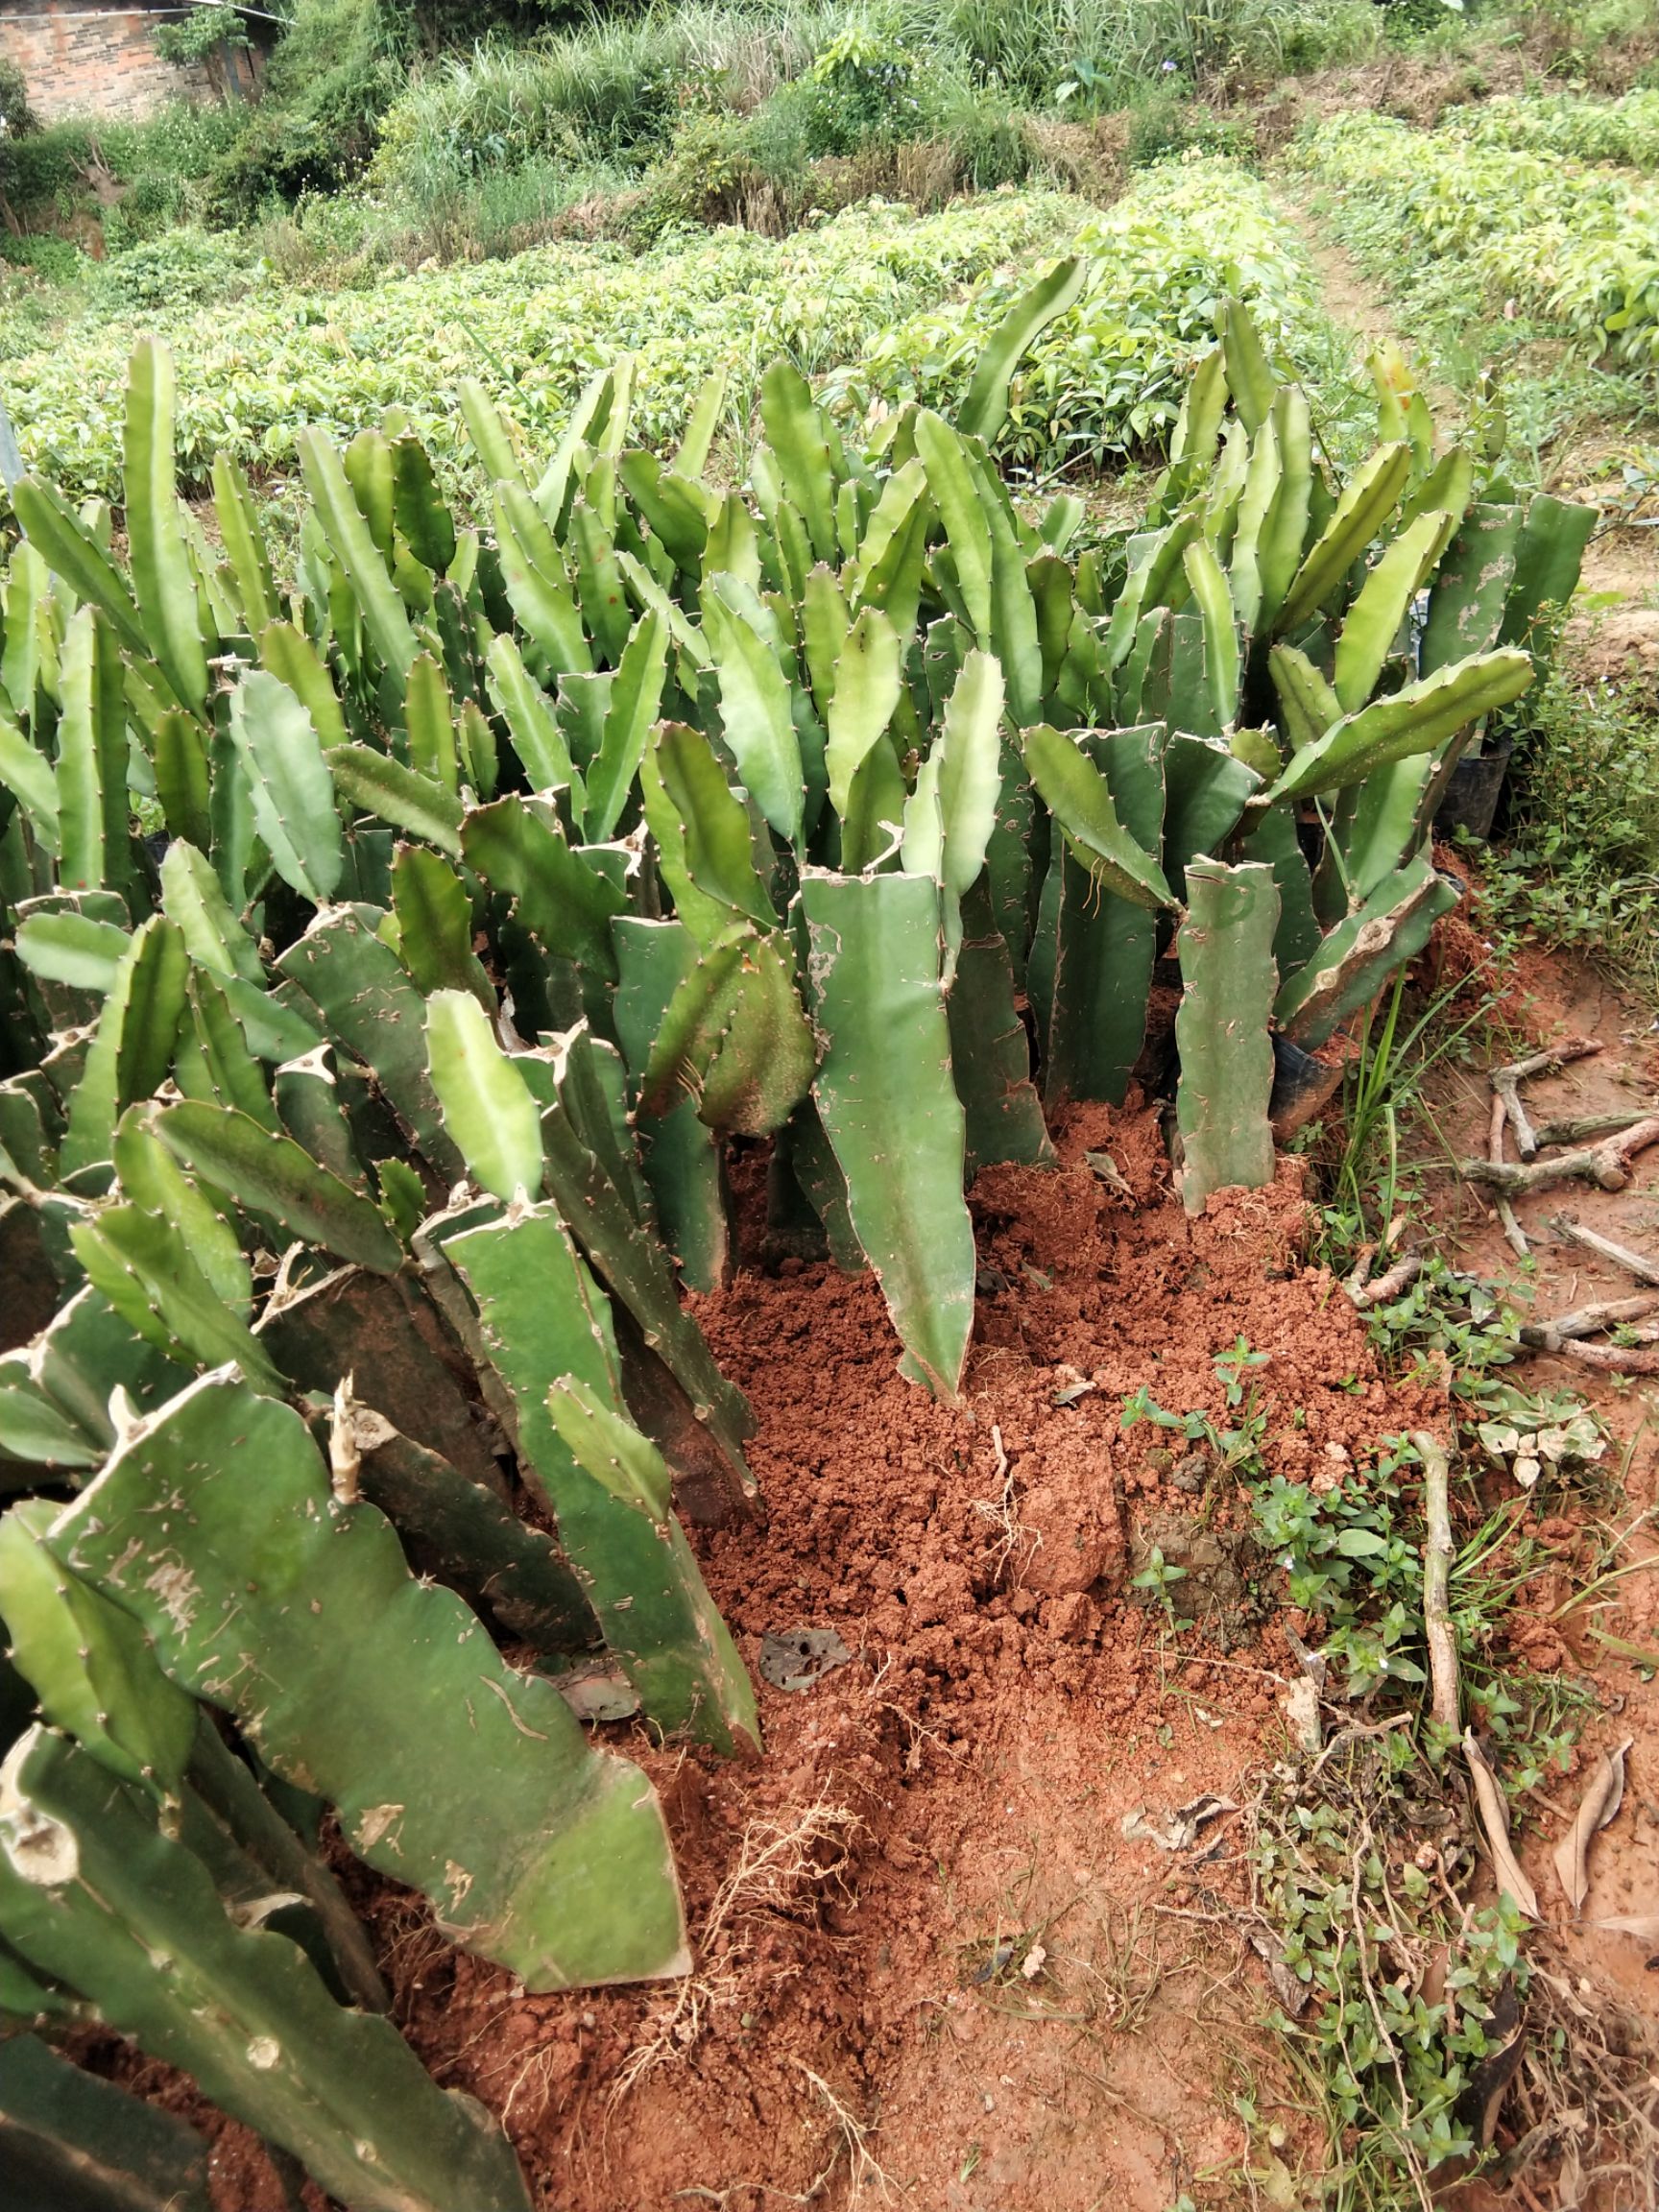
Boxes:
[1411,1431,1459,1734]
[1557,1334,1659,1375]
[1493,1954,1659,2206]
[1520,1291,1659,1354]
[1550,1213,1659,1288]
[971,1421,1030,1584]
[613,1794,863,2104]
[791,2060,894,2205]
[1348,1250,1424,1308]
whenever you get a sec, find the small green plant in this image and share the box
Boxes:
[1130,1544,1191,1623]
[1255,1726,1531,2199]
[1253,1449,1430,1697]
[1125,91,1252,169]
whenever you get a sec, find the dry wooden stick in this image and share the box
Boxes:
[1348,1251,1424,1308]
[1491,1037,1602,1161]
[1551,1213,1659,1288]
[1461,1117,1659,1197]
[1532,1109,1656,1148]
[1496,1198,1530,1262]
[1486,1088,1529,1259]
[1520,1292,1659,1354]
[1557,1336,1659,1376]
[1412,1431,1459,1734]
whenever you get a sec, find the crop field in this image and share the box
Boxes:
[1303,103,1659,368]
[0,160,1340,499]
[0,5,1657,2211]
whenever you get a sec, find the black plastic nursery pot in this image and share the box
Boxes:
[1433,729,1515,842]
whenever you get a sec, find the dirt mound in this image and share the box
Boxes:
[71,1045,1659,2209]
[284,1104,1433,2212]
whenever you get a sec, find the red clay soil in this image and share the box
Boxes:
[83,974,1659,2212]
[374,1107,1443,2212]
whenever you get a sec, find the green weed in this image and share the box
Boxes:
[1479,667,1659,1005]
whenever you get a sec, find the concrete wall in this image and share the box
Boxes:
[0,3,215,122]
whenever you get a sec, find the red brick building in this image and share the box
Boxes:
[0,2,235,121]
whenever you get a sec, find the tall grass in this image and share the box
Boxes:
[2,0,1381,276]
[368,0,1379,211]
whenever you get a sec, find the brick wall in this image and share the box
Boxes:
[0,3,214,122]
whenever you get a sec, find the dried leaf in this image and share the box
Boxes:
[541,1658,641,1723]
[1466,1980,1525,2150]
[758,1625,854,1692]
[1588,1911,1659,1938]
[1120,1794,1237,1852]
[1551,1737,1632,1917]
[1281,1673,1323,1755]
[1463,1730,1539,1919]
[1082,1150,1136,1205]
[1245,1922,1310,2017]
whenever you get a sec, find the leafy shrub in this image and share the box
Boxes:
[212,0,412,210]
[94,226,255,309]
[1455,87,1659,171]
[370,31,678,212]
[0,51,35,138]
[1,120,97,215]
[155,6,252,68]
[0,231,84,282]
[800,21,924,153]
[910,0,1375,103]
[1482,670,1659,1001]
[922,76,1034,188]
[629,108,767,235]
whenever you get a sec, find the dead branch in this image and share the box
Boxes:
[1348,1251,1423,1308]
[1550,1214,1659,1288]
[1412,1432,1459,1735]
[1460,1118,1659,1197]
[1491,1038,1602,1160]
[1556,1336,1659,1376]
[1486,1092,1530,1259]
[1520,1292,1659,1354]
[1532,1110,1657,1148]
[1487,1092,1508,1168]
